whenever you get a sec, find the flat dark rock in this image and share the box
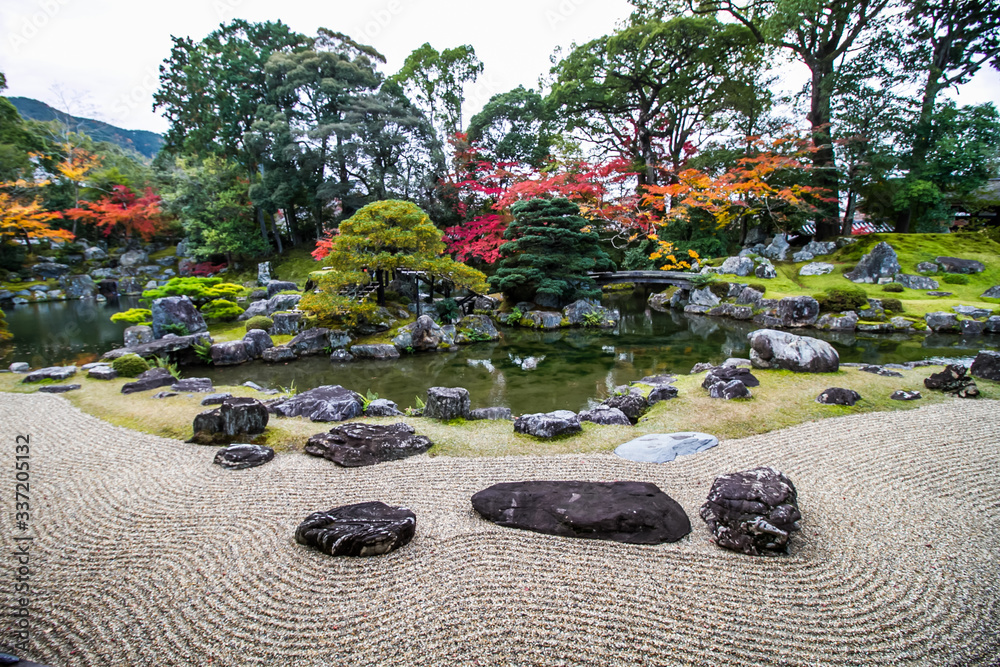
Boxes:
[270,385,363,422]
[513,410,582,438]
[38,384,81,393]
[708,379,752,399]
[22,365,77,383]
[472,480,691,544]
[295,501,416,556]
[121,367,175,394]
[214,444,275,470]
[936,256,984,274]
[700,467,801,556]
[201,392,233,406]
[925,364,979,398]
[816,387,861,406]
[191,397,269,443]
[702,366,759,388]
[970,350,1000,382]
[926,291,952,297]
[578,406,631,426]
[305,422,432,467]
[469,407,513,421]
[859,365,903,378]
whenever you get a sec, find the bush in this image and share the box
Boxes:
[880,298,903,313]
[709,281,731,299]
[140,277,242,306]
[161,323,189,336]
[245,315,273,332]
[110,308,152,326]
[436,297,460,323]
[200,299,244,321]
[112,353,150,377]
[942,274,970,285]
[882,282,904,293]
[815,286,868,313]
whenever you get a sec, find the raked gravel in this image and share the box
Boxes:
[1,392,999,666]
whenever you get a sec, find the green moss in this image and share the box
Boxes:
[880,298,904,313]
[111,353,150,377]
[815,286,868,313]
[942,274,970,285]
[245,315,273,332]
[110,308,152,326]
[882,282,904,293]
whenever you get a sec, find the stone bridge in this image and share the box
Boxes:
[588,270,696,289]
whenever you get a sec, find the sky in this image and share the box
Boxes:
[1,0,998,136]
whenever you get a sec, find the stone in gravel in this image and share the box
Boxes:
[120,367,175,394]
[924,365,979,398]
[295,502,416,557]
[38,384,81,393]
[151,295,207,339]
[936,256,984,274]
[469,407,513,421]
[22,366,77,382]
[262,346,296,363]
[970,350,1000,382]
[748,329,839,373]
[924,312,960,333]
[242,329,274,359]
[152,391,177,399]
[87,367,118,380]
[214,444,275,470]
[703,366,759,388]
[350,344,400,360]
[600,391,647,424]
[845,242,901,283]
[859,365,903,377]
[171,377,213,393]
[981,286,1000,299]
[799,262,834,276]
[364,398,404,417]
[191,397,269,442]
[472,480,691,544]
[816,388,861,406]
[210,340,249,366]
[890,390,922,401]
[424,386,471,420]
[270,385,363,422]
[614,432,718,463]
[895,274,939,290]
[513,410,582,438]
[305,422,432,467]
[700,467,801,556]
[9,362,29,373]
[708,379,752,400]
[578,406,632,426]
[266,280,298,297]
[201,392,232,406]
[330,349,354,362]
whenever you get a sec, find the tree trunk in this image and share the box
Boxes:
[807,59,840,241]
[269,213,284,255]
[841,188,856,236]
[896,59,945,233]
[256,207,270,248]
[376,270,386,306]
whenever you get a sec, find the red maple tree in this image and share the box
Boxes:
[63,185,164,241]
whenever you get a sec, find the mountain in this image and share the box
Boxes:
[8,97,164,159]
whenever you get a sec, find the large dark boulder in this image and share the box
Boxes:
[33,262,71,278]
[700,467,801,556]
[121,367,175,394]
[214,444,274,470]
[614,432,718,463]
[270,385,363,422]
[472,481,691,544]
[288,328,330,357]
[209,340,249,366]
[577,406,631,426]
[748,329,839,373]
[151,296,208,339]
[123,325,153,348]
[513,410,582,438]
[924,364,979,397]
[776,296,820,327]
[816,387,861,406]
[409,315,445,351]
[925,311,960,333]
[262,346,296,363]
[970,350,1000,381]
[350,344,400,360]
[707,379,752,399]
[600,391,647,424]
[702,366,759,389]
[845,242,901,283]
[242,329,274,359]
[191,397,269,442]
[295,502,416,557]
[936,256,984,274]
[304,422,432,467]
[266,280,298,297]
[424,386,471,420]
[22,366,77,383]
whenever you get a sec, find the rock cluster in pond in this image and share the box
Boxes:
[562,299,619,327]
[288,328,331,357]
[844,242,901,284]
[191,397,269,444]
[700,467,801,556]
[424,386,471,420]
[242,329,274,360]
[262,346,296,363]
[890,390,921,401]
[748,329,839,373]
[969,350,1000,381]
[121,367,175,394]
[471,480,692,544]
[213,444,274,470]
[295,502,416,557]
[514,410,582,438]
[816,387,861,406]
[22,366,77,383]
[269,385,363,422]
[305,422,432,467]
[614,432,719,463]
[924,364,979,398]
[151,296,208,339]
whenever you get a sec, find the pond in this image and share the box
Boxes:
[3,291,995,414]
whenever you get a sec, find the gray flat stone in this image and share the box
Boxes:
[614,432,719,463]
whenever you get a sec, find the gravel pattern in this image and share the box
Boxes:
[2,393,999,666]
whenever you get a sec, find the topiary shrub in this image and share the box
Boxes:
[140,277,242,306]
[709,282,731,299]
[199,299,244,321]
[110,308,153,326]
[112,353,150,377]
[815,286,869,313]
[245,315,273,332]
[880,298,903,313]
[942,274,970,285]
[882,282,904,293]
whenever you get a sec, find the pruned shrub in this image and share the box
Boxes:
[200,299,244,321]
[140,277,242,306]
[942,274,970,285]
[245,315,273,332]
[111,353,150,377]
[881,298,903,313]
[709,281,731,299]
[882,282,904,293]
[110,308,152,326]
[815,286,868,313]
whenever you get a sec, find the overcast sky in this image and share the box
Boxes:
[1,0,998,135]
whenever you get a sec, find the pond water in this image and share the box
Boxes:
[3,291,995,414]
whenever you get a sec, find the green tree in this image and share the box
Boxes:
[548,16,765,189]
[312,199,487,306]
[490,198,615,306]
[466,86,556,168]
[391,43,483,139]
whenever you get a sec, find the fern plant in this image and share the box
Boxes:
[192,339,213,365]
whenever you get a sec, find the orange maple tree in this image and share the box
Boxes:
[0,190,74,251]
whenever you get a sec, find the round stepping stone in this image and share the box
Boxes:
[295,501,416,557]
[213,443,275,470]
[615,432,718,463]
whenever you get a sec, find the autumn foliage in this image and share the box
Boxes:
[62,185,164,241]
[0,189,74,250]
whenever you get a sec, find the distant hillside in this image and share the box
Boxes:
[8,97,163,159]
